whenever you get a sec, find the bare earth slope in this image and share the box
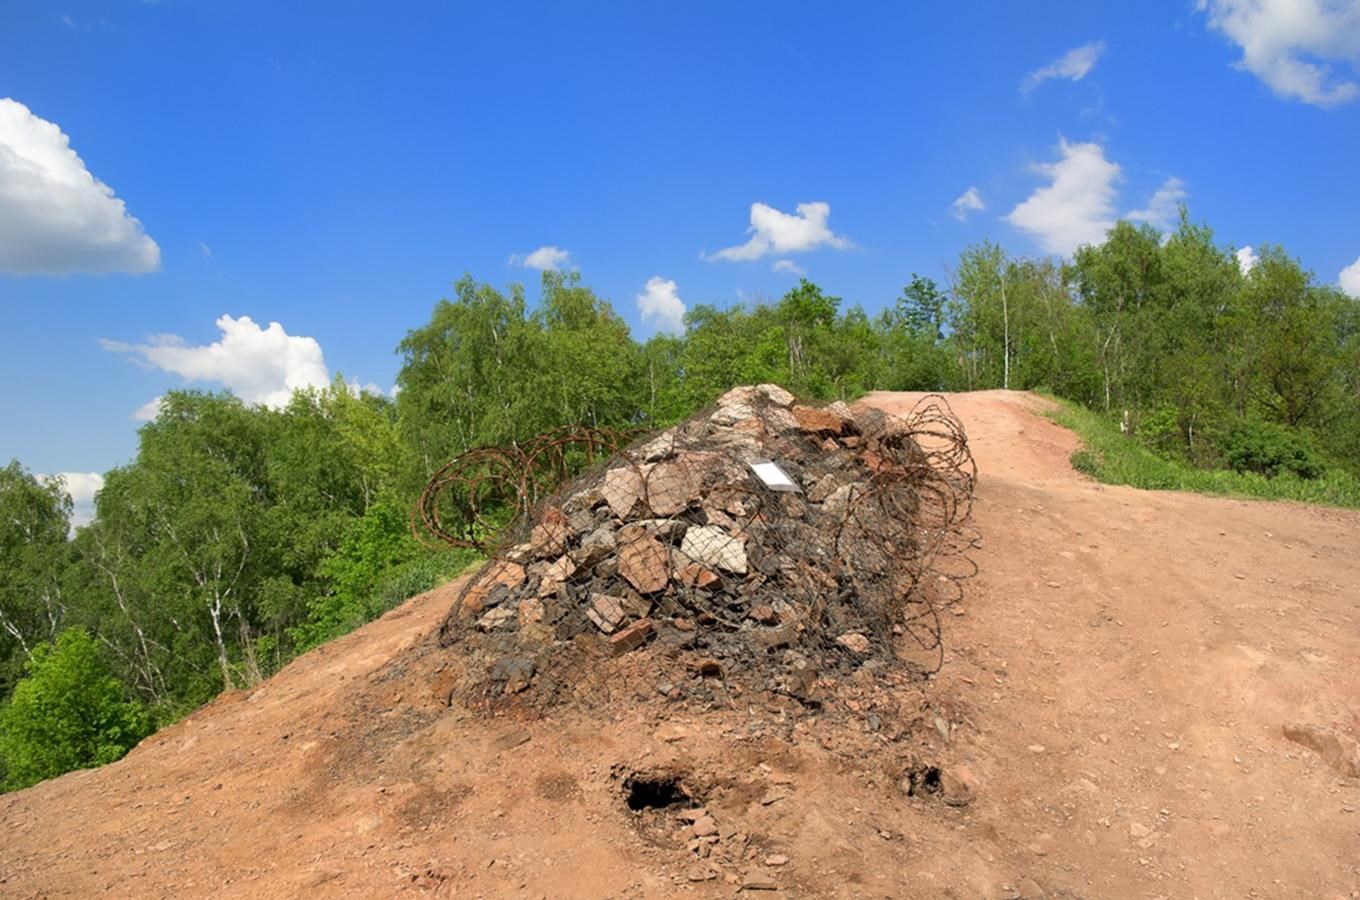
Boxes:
[3,391,1357,899]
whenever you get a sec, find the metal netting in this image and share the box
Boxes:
[414,385,977,714]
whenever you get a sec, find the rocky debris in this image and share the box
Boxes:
[438,384,974,712]
[939,764,980,807]
[1282,722,1360,777]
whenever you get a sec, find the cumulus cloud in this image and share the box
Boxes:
[104,315,331,410]
[0,98,161,275]
[508,245,571,271]
[1199,0,1360,107]
[1127,177,1188,232]
[708,201,851,262]
[1021,41,1107,94]
[42,472,103,530]
[772,259,806,276]
[950,186,985,221]
[1340,255,1360,296]
[1006,139,1121,256]
[1236,245,1260,274]
[132,395,163,422]
[635,276,687,335]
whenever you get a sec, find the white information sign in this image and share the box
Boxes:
[748,459,801,493]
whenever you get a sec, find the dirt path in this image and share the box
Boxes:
[2,391,1357,899]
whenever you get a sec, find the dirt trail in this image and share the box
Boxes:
[2,390,1357,899]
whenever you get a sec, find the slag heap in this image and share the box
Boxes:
[438,385,974,710]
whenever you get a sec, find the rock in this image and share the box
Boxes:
[586,593,627,634]
[836,632,872,654]
[940,764,979,807]
[541,555,576,584]
[476,606,516,631]
[711,403,757,426]
[686,866,717,882]
[530,507,570,558]
[755,383,795,407]
[1128,822,1152,839]
[763,854,789,867]
[636,430,679,462]
[646,460,695,516]
[677,807,708,822]
[461,560,526,614]
[749,604,778,625]
[681,525,748,575]
[517,597,545,626]
[806,473,838,503]
[491,729,532,753]
[740,871,778,891]
[691,816,718,837]
[571,525,617,567]
[1282,723,1360,777]
[821,482,867,518]
[600,466,645,518]
[609,618,654,656]
[691,657,724,678]
[1016,878,1048,899]
[763,405,799,432]
[623,518,687,543]
[491,657,534,693]
[677,562,720,590]
[791,405,846,435]
[618,534,669,593]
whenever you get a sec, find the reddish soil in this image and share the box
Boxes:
[2,390,1357,899]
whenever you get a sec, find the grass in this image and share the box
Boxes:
[1042,396,1360,509]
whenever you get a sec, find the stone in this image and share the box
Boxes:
[461,560,526,614]
[490,657,534,693]
[749,604,778,625]
[1016,878,1048,899]
[940,764,979,807]
[763,854,789,867]
[586,593,627,634]
[677,562,720,590]
[677,807,708,822]
[691,816,718,837]
[686,866,717,882]
[530,507,570,558]
[622,519,687,543]
[755,383,795,407]
[476,606,516,631]
[636,430,679,462]
[541,555,576,584]
[1282,723,1360,777]
[710,403,757,426]
[646,460,695,516]
[571,526,617,567]
[806,474,838,503]
[740,871,778,891]
[491,729,532,753]
[517,597,545,626]
[762,405,799,433]
[681,525,748,575]
[618,534,669,593]
[609,618,654,656]
[600,465,645,518]
[836,632,872,654]
[791,404,846,435]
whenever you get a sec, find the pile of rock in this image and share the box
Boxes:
[438,385,973,710]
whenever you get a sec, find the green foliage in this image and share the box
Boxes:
[1217,420,1325,480]
[0,628,150,791]
[1048,399,1360,507]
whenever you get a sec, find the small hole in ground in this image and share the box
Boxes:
[623,773,692,811]
[906,765,941,796]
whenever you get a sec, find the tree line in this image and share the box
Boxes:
[2,211,1357,789]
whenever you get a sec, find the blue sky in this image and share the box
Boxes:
[3,1,1359,521]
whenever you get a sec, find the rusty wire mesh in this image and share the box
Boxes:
[415,385,977,714]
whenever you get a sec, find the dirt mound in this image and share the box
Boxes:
[433,385,975,713]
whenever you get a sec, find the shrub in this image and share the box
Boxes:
[1218,420,1324,479]
[0,628,151,791]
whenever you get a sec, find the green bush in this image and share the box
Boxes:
[1217,420,1324,479]
[0,628,151,791]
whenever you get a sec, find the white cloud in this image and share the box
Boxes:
[198,240,212,257]
[0,98,161,275]
[1199,0,1360,107]
[132,395,163,422]
[1236,245,1260,274]
[708,201,851,262]
[1006,139,1121,256]
[104,315,331,410]
[1021,41,1107,94]
[949,186,985,221]
[772,259,806,276]
[508,245,570,271]
[635,276,687,335]
[1126,177,1188,232]
[1340,255,1360,296]
[42,472,103,530]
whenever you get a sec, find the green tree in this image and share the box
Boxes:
[0,628,150,791]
